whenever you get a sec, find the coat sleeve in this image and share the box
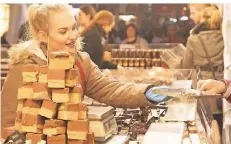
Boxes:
[82,30,104,67]
[81,52,155,108]
[1,65,23,130]
[181,38,194,69]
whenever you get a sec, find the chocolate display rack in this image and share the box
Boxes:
[106,43,186,69]
[111,48,169,68]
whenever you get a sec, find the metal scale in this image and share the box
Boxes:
[88,106,117,142]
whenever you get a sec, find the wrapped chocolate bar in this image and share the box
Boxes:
[70,84,83,104]
[78,103,88,120]
[67,120,89,140]
[52,88,70,103]
[18,82,33,99]
[21,113,44,133]
[43,120,66,135]
[17,100,25,112]
[49,51,72,69]
[38,65,48,83]
[15,111,22,131]
[33,83,51,100]
[22,99,42,115]
[39,100,57,119]
[47,69,65,88]
[65,68,79,87]
[58,103,79,120]
[22,64,39,82]
[47,134,66,144]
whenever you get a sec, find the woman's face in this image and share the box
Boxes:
[77,10,91,26]
[48,9,78,53]
[126,26,136,38]
[103,21,115,33]
[190,6,201,24]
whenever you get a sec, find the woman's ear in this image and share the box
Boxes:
[38,31,48,43]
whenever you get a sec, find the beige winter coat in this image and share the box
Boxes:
[182,30,224,80]
[1,40,154,130]
[182,24,224,114]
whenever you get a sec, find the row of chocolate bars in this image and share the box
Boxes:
[14,51,94,144]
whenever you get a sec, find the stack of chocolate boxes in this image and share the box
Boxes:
[15,51,94,144]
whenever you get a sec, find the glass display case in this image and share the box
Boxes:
[102,67,197,88]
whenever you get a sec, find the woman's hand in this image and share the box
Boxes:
[197,79,226,95]
[145,86,173,103]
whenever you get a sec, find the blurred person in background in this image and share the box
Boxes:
[166,24,181,43]
[196,4,231,102]
[77,5,96,34]
[181,6,224,125]
[108,28,122,44]
[80,10,118,69]
[196,5,231,139]
[122,23,149,48]
[189,3,211,25]
[182,6,224,80]
[151,27,165,43]
[118,20,126,41]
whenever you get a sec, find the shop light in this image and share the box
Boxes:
[0,4,10,37]
[179,16,188,21]
[119,15,136,22]
[169,18,177,23]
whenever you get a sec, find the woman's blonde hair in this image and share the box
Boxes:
[81,10,114,35]
[11,4,83,57]
[200,6,222,30]
[189,4,211,11]
[27,4,71,40]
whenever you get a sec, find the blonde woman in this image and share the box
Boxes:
[80,10,116,69]
[182,6,224,80]
[189,4,211,25]
[77,5,96,34]
[1,4,171,130]
[182,6,224,115]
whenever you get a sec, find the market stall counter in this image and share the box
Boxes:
[1,67,219,144]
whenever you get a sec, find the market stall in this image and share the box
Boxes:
[1,44,222,144]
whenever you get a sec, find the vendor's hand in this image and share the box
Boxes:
[145,86,173,103]
[197,79,226,95]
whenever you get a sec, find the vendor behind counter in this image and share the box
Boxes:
[122,23,149,49]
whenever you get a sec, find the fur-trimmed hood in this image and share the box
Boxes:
[8,37,83,66]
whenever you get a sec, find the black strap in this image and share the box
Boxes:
[198,35,216,79]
